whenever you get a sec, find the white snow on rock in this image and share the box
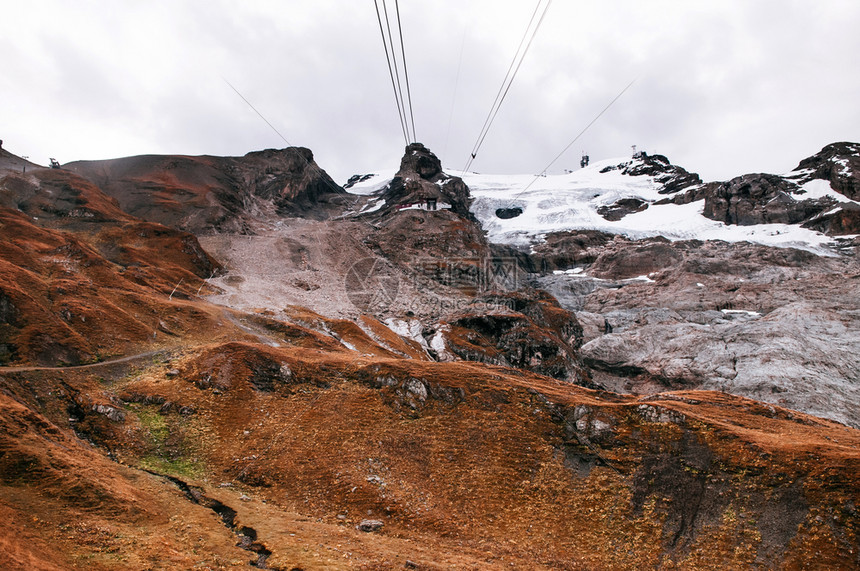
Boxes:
[358,196,387,214]
[795,179,855,203]
[345,156,849,254]
[721,309,762,318]
[459,158,839,253]
[384,318,433,356]
[344,170,395,195]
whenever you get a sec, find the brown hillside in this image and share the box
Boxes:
[65,148,346,234]
[1,332,857,569]
[0,204,222,365]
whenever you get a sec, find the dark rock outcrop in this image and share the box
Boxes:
[600,153,702,194]
[656,143,860,235]
[791,141,860,200]
[435,289,592,386]
[366,144,494,294]
[508,230,615,274]
[495,207,523,219]
[597,198,648,221]
[0,290,18,326]
[237,147,341,214]
[802,201,860,235]
[701,173,834,226]
[376,143,472,218]
[588,237,682,280]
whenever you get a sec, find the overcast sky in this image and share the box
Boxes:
[2,1,859,184]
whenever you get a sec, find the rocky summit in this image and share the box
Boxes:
[1,141,859,569]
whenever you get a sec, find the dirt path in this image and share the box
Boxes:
[0,349,165,374]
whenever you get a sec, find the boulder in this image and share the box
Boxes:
[357,519,384,532]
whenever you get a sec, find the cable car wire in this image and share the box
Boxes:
[373,0,410,145]
[462,0,552,173]
[506,77,638,203]
[394,0,416,142]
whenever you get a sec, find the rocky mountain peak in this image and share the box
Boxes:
[376,143,472,218]
[396,142,443,180]
[233,146,342,213]
[599,152,702,194]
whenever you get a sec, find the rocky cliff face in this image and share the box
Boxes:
[361,144,494,299]
[431,289,592,386]
[600,152,702,194]
[528,235,860,427]
[700,172,839,226]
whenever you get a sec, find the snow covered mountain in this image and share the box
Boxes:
[346,145,860,255]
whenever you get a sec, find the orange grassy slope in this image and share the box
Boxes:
[0,169,224,365]
[4,328,851,570]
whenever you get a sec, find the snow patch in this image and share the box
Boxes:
[359,197,387,214]
[464,159,841,254]
[344,171,395,195]
[626,275,655,283]
[428,326,454,362]
[721,309,762,318]
[797,179,855,203]
[383,318,429,352]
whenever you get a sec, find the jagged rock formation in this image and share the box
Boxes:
[600,152,702,194]
[66,147,345,233]
[803,201,860,235]
[700,173,833,225]
[596,197,649,221]
[657,143,860,234]
[362,144,495,295]
[374,143,472,218]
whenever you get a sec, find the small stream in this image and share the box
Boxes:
[150,471,272,568]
